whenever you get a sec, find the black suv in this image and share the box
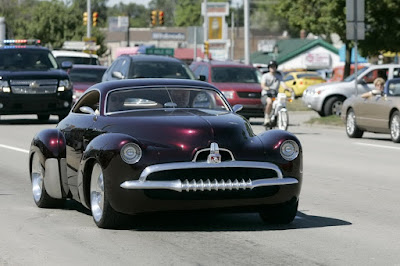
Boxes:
[0,40,73,121]
[102,54,196,81]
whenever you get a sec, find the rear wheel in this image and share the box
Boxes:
[259,200,298,224]
[324,96,344,116]
[346,109,364,138]
[31,153,64,208]
[90,162,124,229]
[390,111,400,143]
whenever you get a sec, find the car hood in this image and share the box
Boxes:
[103,109,263,162]
[0,69,69,80]
[212,82,261,91]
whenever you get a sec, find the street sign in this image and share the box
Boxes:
[145,48,174,56]
[346,22,365,40]
[346,0,365,40]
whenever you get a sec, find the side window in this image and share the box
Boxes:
[283,75,294,81]
[363,68,389,84]
[72,91,100,114]
[199,66,209,80]
[393,68,400,78]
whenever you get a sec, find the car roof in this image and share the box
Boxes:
[192,60,256,68]
[89,78,219,96]
[52,50,99,58]
[71,64,107,69]
[118,54,185,63]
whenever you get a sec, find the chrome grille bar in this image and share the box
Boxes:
[10,79,58,94]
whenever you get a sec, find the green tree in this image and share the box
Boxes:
[107,3,149,28]
[275,0,400,79]
[175,0,202,26]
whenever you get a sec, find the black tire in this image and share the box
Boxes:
[390,111,400,143]
[259,200,298,225]
[30,152,65,208]
[37,114,50,121]
[90,162,125,229]
[346,108,364,138]
[323,96,344,116]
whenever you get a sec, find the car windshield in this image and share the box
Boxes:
[211,67,260,83]
[129,61,196,79]
[343,67,368,82]
[106,87,230,113]
[69,68,106,83]
[55,56,99,65]
[0,49,58,71]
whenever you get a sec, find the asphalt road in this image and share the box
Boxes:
[0,112,399,266]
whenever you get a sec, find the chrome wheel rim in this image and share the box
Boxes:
[332,101,343,116]
[391,114,400,140]
[31,153,44,203]
[347,112,355,134]
[90,163,105,223]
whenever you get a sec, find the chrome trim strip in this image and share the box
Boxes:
[120,177,298,192]
[120,161,298,192]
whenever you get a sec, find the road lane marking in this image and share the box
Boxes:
[0,144,29,154]
[354,142,400,151]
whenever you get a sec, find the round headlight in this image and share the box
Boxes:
[280,140,299,161]
[120,143,142,164]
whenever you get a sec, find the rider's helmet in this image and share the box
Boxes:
[268,60,278,69]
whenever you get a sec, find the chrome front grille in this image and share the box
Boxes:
[10,79,58,94]
[181,178,251,192]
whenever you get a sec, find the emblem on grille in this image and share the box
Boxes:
[29,81,40,89]
[248,93,256,97]
[207,142,221,164]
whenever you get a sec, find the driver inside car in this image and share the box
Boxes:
[170,90,191,107]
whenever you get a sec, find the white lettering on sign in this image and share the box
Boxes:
[303,53,331,68]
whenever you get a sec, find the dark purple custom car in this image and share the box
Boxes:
[29,78,303,228]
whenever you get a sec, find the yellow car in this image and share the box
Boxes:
[279,71,326,97]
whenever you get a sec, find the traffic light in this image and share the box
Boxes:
[151,10,157,26]
[158,11,164,25]
[92,12,98,27]
[83,12,88,25]
[204,41,209,56]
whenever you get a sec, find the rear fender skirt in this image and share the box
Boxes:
[29,129,68,198]
[77,133,139,209]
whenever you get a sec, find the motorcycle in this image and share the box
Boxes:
[265,90,294,131]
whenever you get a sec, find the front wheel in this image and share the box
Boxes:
[346,109,364,138]
[259,200,298,224]
[90,162,125,229]
[390,111,400,143]
[324,96,344,116]
[31,153,64,208]
[277,110,289,130]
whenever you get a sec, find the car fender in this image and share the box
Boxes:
[29,129,68,199]
[257,130,303,181]
[77,133,140,209]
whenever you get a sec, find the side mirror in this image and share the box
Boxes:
[198,75,206,81]
[112,71,124,79]
[79,106,96,115]
[232,104,243,113]
[61,61,73,70]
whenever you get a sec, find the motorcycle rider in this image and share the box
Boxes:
[260,60,290,126]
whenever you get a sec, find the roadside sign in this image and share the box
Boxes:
[145,48,174,56]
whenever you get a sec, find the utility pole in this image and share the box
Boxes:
[230,11,235,60]
[87,0,91,38]
[204,0,208,58]
[244,0,250,65]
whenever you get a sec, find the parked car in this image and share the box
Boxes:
[190,60,263,119]
[29,78,303,229]
[341,78,400,142]
[279,71,326,97]
[328,64,369,82]
[102,54,196,81]
[68,64,107,103]
[302,64,400,116]
[52,50,100,65]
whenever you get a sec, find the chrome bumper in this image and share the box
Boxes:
[120,161,298,192]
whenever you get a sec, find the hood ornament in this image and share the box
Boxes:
[207,142,221,164]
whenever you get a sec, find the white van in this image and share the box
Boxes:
[52,50,100,65]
